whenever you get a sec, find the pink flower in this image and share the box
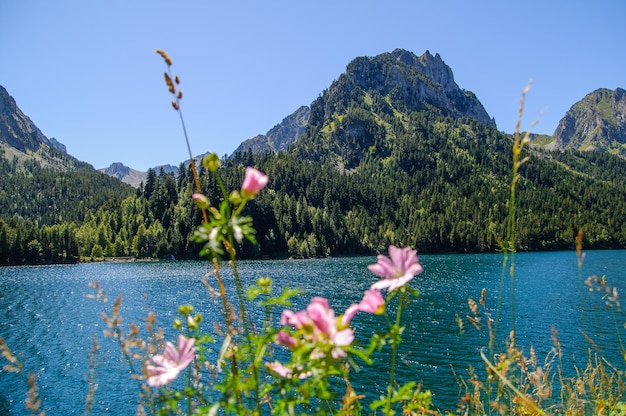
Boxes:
[266,361,292,377]
[275,330,298,348]
[241,167,268,197]
[368,245,423,292]
[359,289,385,314]
[265,361,311,379]
[279,297,354,358]
[329,328,354,358]
[342,303,360,325]
[280,309,311,328]
[306,297,335,339]
[342,289,385,324]
[146,334,196,387]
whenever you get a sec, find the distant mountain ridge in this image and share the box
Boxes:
[99,162,147,188]
[95,50,625,176]
[349,49,495,126]
[99,163,179,188]
[552,87,626,157]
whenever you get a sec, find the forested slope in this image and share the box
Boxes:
[2,49,626,264]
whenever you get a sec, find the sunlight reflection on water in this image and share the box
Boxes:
[0,250,624,414]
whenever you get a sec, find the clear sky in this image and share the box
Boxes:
[1,1,624,171]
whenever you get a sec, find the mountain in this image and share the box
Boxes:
[230,49,494,161]
[0,85,135,229]
[99,162,147,188]
[99,163,180,188]
[552,87,626,157]
[3,50,626,265]
[291,49,496,168]
[232,105,310,155]
[0,85,85,170]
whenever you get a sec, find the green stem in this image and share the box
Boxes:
[229,249,261,414]
[214,173,231,216]
[385,291,405,414]
[232,196,250,217]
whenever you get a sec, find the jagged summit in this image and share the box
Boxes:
[552,87,626,156]
[388,49,456,93]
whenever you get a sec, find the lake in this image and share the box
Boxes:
[1,250,625,414]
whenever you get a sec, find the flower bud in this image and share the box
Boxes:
[192,193,210,210]
[241,167,268,198]
[187,315,197,330]
[203,153,220,172]
[257,277,272,287]
[178,304,193,316]
[229,190,242,205]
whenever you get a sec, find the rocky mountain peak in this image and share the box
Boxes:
[553,87,626,156]
[99,162,146,188]
[105,162,131,177]
[0,85,18,114]
[230,49,495,159]
[0,85,49,153]
[390,49,455,93]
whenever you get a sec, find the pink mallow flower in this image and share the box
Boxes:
[265,361,311,379]
[146,334,196,387]
[280,297,354,359]
[241,167,269,198]
[359,289,385,313]
[343,289,386,324]
[367,245,423,292]
[275,330,298,348]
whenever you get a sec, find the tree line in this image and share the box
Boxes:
[2,112,626,265]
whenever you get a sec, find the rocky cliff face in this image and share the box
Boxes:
[0,85,51,153]
[553,88,626,156]
[318,49,496,128]
[232,105,310,155]
[0,85,84,169]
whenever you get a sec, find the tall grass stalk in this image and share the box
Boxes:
[156,49,262,412]
[496,81,535,342]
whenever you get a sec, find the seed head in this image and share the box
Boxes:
[155,49,172,66]
[164,73,175,94]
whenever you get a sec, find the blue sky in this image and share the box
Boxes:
[1,1,624,171]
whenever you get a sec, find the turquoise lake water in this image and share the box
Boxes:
[1,250,625,414]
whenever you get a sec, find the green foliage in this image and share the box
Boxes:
[3,107,626,265]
